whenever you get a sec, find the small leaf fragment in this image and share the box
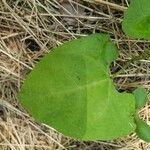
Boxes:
[135,115,150,142]
[133,87,148,109]
[122,0,150,39]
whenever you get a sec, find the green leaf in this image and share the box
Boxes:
[18,34,136,140]
[122,0,150,40]
[133,87,148,109]
[133,88,149,142]
[135,115,150,142]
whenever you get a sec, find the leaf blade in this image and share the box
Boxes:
[18,34,136,140]
[133,87,148,109]
[122,0,150,39]
[135,115,150,142]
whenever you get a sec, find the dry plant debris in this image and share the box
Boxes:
[0,0,150,149]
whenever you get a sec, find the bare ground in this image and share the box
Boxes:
[0,0,150,149]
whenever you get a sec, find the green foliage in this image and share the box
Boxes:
[18,34,136,140]
[135,115,150,142]
[122,0,150,39]
[133,88,150,142]
[123,0,150,141]
[18,0,150,142]
[133,87,148,109]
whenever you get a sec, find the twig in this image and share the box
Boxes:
[84,0,127,11]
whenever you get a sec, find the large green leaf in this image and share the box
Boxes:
[122,0,150,39]
[18,34,136,140]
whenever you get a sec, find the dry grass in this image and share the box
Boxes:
[0,0,150,149]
